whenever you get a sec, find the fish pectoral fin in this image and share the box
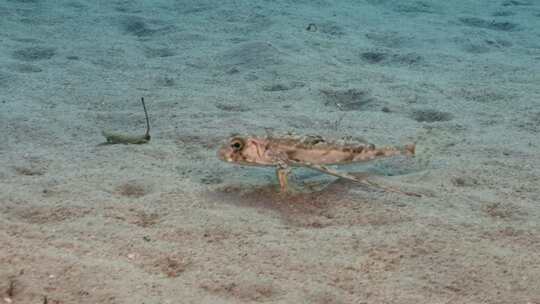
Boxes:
[360,179,423,197]
[303,163,362,182]
[304,163,422,197]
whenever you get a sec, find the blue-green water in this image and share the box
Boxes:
[0,1,539,303]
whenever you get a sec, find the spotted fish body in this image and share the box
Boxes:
[218,134,415,167]
[218,133,417,195]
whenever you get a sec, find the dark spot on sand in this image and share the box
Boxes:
[155,76,175,87]
[492,10,515,17]
[13,165,45,176]
[395,1,436,14]
[262,84,290,91]
[219,41,284,70]
[121,16,155,36]
[516,111,540,133]
[262,81,304,92]
[12,158,48,176]
[462,43,491,54]
[144,47,175,58]
[306,290,346,304]
[360,50,423,66]
[65,2,86,10]
[10,63,42,73]
[455,36,512,54]
[393,53,423,65]
[0,72,13,87]
[482,202,523,220]
[120,16,173,37]
[320,88,376,111]
[12,46,56,61]
[11,206,90,224]
[132,210,160,227]
[8,0,40,3]
[116,181,148,197]
[114,1,143,13]
[226,67,240,74]
[411,109,453,123]
[177,4,212,14]
[199,275,278,301]
[306,23,317,32]
[244,73,258,81]
[361,51,387,64]
[365,31,413,48]
[451,176,479,187]
[151,256,190,278]
[459,17,519,31]
[366,0,390,5]
[485,39,512,47]
[458,87,510,103]
[200,175,223,185]
[501,0,532,6]
[215,103,249,112]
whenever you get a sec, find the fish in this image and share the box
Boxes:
[218,133,419,196]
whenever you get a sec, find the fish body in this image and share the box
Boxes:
[218,133,417,195]
[218,134,414,167]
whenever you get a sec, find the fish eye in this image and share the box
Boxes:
[230,139,243,150]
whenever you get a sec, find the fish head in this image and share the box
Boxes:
[217,136,274,166]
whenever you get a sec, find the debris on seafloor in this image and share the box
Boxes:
[101,97,151,145]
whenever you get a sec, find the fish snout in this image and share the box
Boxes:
[217,146,233,162]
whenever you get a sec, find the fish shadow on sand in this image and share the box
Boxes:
[210,174,415,228]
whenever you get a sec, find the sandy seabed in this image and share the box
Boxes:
[1,0,540,303]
